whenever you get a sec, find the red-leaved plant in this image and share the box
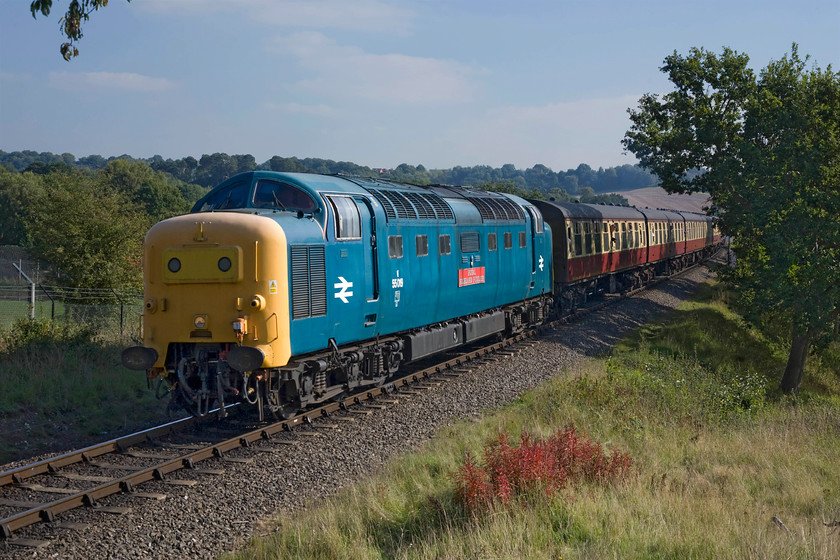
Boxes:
[455,425,631,514]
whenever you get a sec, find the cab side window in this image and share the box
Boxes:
[326,195,361,240]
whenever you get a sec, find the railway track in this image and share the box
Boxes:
[0,257,718,548]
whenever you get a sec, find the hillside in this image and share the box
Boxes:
[613,186,710,213]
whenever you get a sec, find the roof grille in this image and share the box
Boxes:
[364,188,454,222]
[464,193,525,221]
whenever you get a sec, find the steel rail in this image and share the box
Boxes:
[0,408,236,488]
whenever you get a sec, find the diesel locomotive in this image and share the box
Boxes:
[122,172,553,419]
[122,171,721,420]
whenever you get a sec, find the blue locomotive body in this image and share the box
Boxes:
[124,171,552,418]
[265,173,553,359]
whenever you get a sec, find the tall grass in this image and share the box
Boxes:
[227,283,840,560]
[0,317,169,464]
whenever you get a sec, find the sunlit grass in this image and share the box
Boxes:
[230,282,840,559]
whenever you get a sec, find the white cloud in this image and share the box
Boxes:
[269,32,478,105]
[139,0,414,32]
[49,72,178,93]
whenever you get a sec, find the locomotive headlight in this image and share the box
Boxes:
[218,257,232,272]
[168,258,181,273]
[250,294,266,311]
[193,315,208,329]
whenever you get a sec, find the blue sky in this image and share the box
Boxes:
[1,0,838,171]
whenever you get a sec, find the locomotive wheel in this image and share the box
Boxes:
[267,380,301,420]
[272,401,299,420]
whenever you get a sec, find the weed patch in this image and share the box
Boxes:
[455,426,631,514]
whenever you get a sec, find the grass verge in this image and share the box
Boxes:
[0,318,169,465]
[226,282,840,560]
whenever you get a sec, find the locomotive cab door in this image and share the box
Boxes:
[357,197,380,305]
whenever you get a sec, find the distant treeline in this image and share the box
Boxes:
[0,151,636,292]
[0,150,656,196]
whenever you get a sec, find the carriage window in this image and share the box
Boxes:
[327,195,361,240]
[439,234,451,255]
[388,235,403,259]
[198,181,249,211]
[504,232,513,250]
[416,235,428,257]
[488,233,497,251]
[254,180,317,212]
[584,222,592,254]
[621,223,628,249]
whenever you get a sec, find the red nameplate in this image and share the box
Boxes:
[458,266,485,287]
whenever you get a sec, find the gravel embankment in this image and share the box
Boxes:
[0,266,715,560]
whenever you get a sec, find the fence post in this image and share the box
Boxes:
[111,288,124,337]
[39,285,55,320]
[12,263,35,319]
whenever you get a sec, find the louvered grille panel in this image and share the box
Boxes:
[404,192,435,219]
[422,193,454,219]
[363,188,454,222]
[460,232,480,253]
[290,245,326,319]
[290,246,310,319]
[308,246,327,316]
[368,190,396,220]
[469,197,495,220]
[464,194,524,222]
[382,190,415,219]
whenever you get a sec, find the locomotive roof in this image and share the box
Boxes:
[197,171,533,223]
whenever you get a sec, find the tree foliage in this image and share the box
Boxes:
[1,161,194,292]
[30,0,129,60]
[25,169,146,290]
[623,45,840,393]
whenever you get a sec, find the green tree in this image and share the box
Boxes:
[623,45,840,393]
[100,159,189,224]
[30,0,130,60]
[0,168,45,246]
[25,169,145,290]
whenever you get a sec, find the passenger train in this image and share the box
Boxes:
[122,171,721,419]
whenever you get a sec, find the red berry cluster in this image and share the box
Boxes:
[455,426,632,514]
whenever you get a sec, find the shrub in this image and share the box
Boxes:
[455,425,631,514]
[0,316,98,354]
